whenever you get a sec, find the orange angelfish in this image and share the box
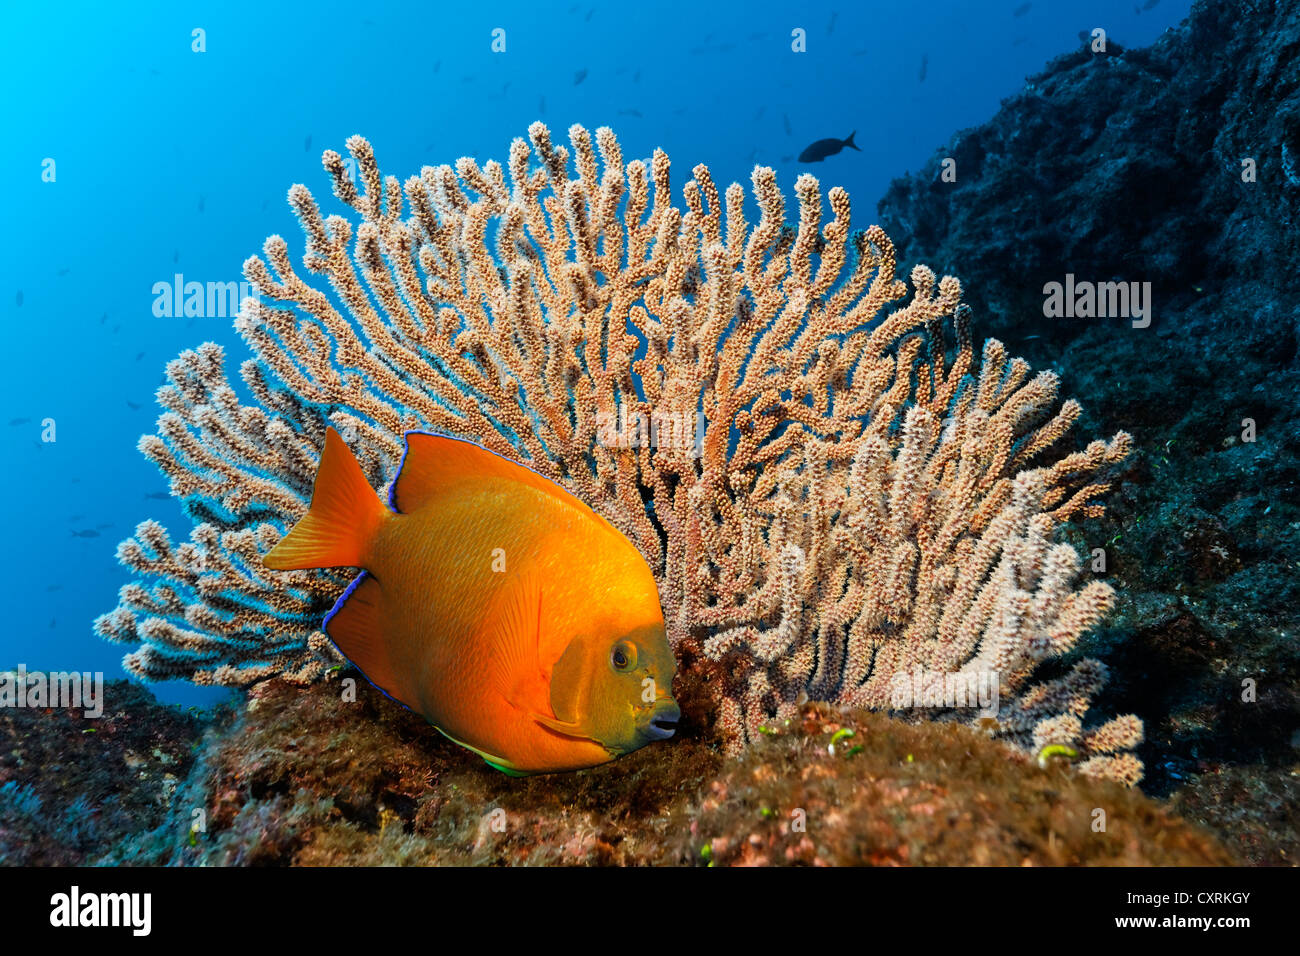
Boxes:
[263,428,680,776]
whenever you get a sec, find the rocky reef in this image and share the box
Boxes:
[6,677,1233,866]
[0,678,206,865]
[878,0,1300,862]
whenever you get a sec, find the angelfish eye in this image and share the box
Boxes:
[610,640,637,672]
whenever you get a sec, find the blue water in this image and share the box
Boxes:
[0,0,1193,707]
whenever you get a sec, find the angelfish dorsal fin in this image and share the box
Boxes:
[390,431,590,516]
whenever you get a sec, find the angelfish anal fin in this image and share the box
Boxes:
[323,572,418,711]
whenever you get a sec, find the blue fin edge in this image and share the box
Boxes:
[320,570,414,715]
[388,429,571,515]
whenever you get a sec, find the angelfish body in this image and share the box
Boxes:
[264,428,679,775]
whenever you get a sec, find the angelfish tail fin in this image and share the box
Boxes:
[263,427,387,570]
[843,131,860,151]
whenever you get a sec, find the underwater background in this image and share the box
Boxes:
[2,0,1193,707]
[4,0,1299,867]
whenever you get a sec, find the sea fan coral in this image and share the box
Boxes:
[96,123,1142,783]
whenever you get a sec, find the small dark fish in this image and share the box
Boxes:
[95,522,113,530]
[585,7,594,20]
[50,618,55,629]
[126,400,142,411]
[46,584,62,592]
[8,417,30,426]
[70,529,101,538]
[433,60,441,73]
[799,131,860,163]
[144,491,172,500]
[305,134,312,152]
[918,53,928,83]
[70,514,85,522]
[782,113,792,136]
[633,70,641,84]
[754,105,766,120]
[198,195,205,212]
[173,248,179,263]
[111,324,121,333]
[618,108,643,117]
[100,312,107,324]
[827,11,837,34]
[574,68,587,85]
[135,351,146,361]
[57,267,70,276]
[780,154,793,163]
[1013,2,1030,15]
[261,199,270,211]
[1142,0,1160,9]
[15,290,22,307]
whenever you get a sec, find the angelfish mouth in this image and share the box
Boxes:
[644,702,681,741]
[648,718,678,739]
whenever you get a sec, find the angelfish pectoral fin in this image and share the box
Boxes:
[532,712,600,743]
